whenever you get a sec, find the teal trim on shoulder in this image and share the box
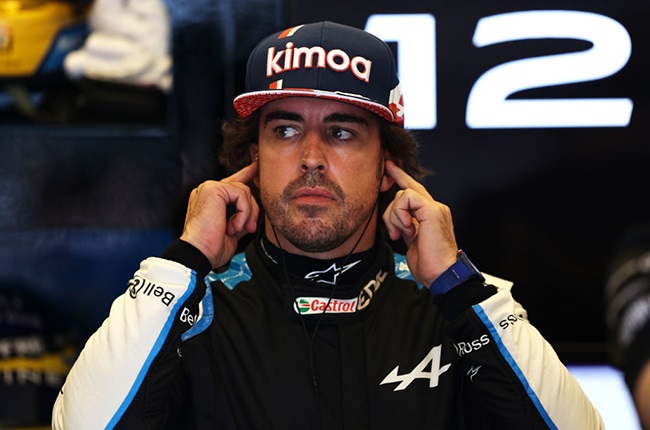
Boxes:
[394,254,423,289]
[207,252,252,290]
[181,283,214,342]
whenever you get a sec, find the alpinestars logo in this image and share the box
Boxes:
[380,345,451,391]
[467,365,482,382]
[304,260,360,285]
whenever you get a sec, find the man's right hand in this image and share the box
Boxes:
[180,162,259,269]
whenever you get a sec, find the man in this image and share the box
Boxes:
[52,21,603,429]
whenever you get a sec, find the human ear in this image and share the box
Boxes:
[249,144,259,164]
[249,144,260,187]
[379,152,397,192]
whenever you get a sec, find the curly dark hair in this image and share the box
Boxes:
[219,110,431,239]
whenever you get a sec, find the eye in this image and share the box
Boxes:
[329,127,354,141]
[274,125,300,139]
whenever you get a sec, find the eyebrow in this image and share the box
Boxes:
[324,113,369,127]
[262,111,303,125]
[262,110,369,127]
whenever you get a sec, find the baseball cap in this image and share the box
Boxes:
[233,21,404,126]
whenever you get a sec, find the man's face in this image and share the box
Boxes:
[254,97,387,258]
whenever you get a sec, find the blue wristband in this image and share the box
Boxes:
[428,251,484,296]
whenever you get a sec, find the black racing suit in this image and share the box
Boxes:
[53,236,603,429]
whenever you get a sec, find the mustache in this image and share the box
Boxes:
[281,171,345,202]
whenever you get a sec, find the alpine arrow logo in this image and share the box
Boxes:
[380,345,451,391]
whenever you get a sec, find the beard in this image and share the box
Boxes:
[262,166,382,253]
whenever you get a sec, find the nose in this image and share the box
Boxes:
[300,131,327,174]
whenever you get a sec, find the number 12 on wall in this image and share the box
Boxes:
[366,11,633,130]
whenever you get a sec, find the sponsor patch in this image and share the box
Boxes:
[454,334,490,356]
[266,43,372,82]
[128,276,175,307]
[357,270,387,310]
[304,260,360,285]
[293,297,358,315]
[380,344,452,391]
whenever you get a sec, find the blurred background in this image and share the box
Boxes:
[0,0,647,427]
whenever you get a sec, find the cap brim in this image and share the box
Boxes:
[233,89,396,123]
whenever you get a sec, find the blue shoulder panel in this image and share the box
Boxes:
[180,254,251,343]
[206,252,252,290]
[181,252,251,341]
[181,283,214,342]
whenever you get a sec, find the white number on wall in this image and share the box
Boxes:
[365,14,436,129]
[466,10,633,128]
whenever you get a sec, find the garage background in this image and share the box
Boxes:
[0,0,647,426]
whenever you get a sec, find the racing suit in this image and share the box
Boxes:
[52,236,603,429]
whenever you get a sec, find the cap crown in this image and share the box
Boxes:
[233,21,404,126]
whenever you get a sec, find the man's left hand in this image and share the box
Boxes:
[382,160,458,287]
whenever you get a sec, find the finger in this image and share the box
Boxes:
[236,190,260,235]
[243,193,260,234]
[385,160,428,194]
[382,200,401,241]
[390,207,416,241]
[382,194,416,243]
[222,163,260,234]
[391,190,416,231]
[185,187,198,219]
[223,161,258,185]
[225,183,258,235]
